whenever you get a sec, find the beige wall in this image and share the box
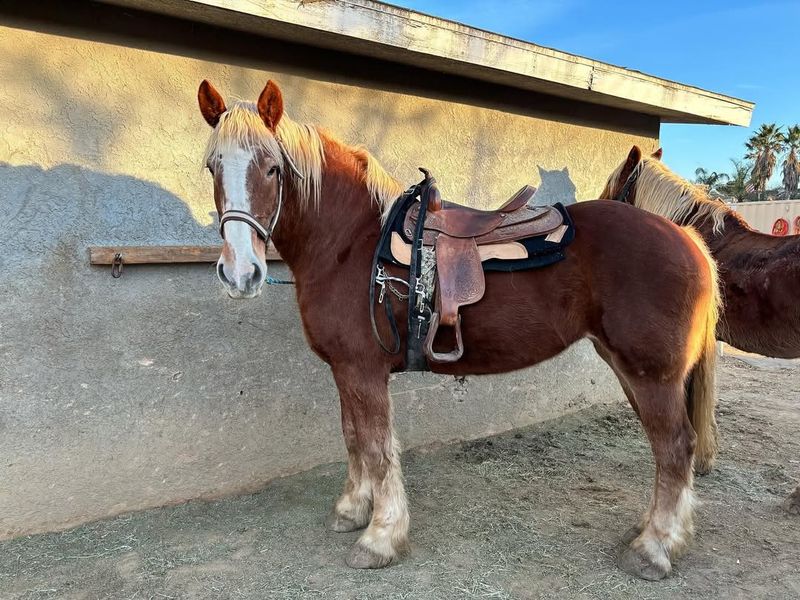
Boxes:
[0,3,656,539]
[1,4,658,215]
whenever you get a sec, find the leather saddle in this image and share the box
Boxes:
[396,183,565,364]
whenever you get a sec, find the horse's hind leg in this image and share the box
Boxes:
[332,364,409,569]
[326,397,373,532]
[618,379,696,580]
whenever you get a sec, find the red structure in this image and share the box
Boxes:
[772,218,789,236]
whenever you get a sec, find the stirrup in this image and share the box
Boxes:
[424,312,464,363]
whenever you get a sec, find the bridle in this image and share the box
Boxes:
[615,160,642,203]
[218,174,283,244]
[217,140,304,245]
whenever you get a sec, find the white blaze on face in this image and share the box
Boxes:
[218,146,268,295]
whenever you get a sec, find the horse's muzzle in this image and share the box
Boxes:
[217,259,264,298]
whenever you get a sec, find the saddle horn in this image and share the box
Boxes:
[419,167,442,212]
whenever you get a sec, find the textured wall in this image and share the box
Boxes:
[0,3,658,538]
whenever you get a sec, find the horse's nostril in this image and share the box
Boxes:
[251,262,264,285]
[216,261,232,286]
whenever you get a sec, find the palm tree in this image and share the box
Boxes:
[781,125,800,199]
[745,123,786,199]
[718,159,752,202]
[694,167,729,191]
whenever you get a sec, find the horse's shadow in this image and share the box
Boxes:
[531,166,577,207]
[1,162,216,276]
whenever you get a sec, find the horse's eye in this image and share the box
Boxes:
[268,166,278,177]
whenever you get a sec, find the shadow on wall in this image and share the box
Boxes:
[531,166,577,207]
[1,162,216,277]
[1,160,578,282]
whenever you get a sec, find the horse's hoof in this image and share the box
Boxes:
[617,543,671,581]
[325,511,366,532]
[346,542,393,569]
[783,487,800,515]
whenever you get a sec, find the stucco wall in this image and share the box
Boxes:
[0,2,659,539]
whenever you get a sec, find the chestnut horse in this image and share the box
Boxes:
[600,146,800,511]
[601,146,800,360]
[197,80,721,580]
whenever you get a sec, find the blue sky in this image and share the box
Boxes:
[391,0,799,184]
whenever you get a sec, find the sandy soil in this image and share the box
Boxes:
[1,353,798,599]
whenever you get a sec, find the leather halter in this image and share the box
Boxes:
[219,173,284,243]
[217,141,304,244]
[615,160,642,203]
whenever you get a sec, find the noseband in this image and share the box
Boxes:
[218,172,284,244]
[615,160,642,203]
[218,141,304,244]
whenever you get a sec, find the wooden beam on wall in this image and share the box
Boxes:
[89,245,282,265]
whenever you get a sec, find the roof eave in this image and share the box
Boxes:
[97,0,755,126]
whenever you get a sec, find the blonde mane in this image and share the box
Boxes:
[608,157,729,233]
[203,101,403,213]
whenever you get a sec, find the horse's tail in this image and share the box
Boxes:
[682,226,722,475]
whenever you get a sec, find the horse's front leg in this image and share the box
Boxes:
[327,391,373,532]
[332,364,410,569]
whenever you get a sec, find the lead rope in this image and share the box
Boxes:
[266,274,294,285]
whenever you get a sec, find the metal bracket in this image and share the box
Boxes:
[111,253,124,278]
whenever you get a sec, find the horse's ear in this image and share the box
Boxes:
[198,80,226,127]
[625,145,642,170]
[257,80,284,132]
[652,147,663,160]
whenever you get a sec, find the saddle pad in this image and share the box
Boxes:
[377,198,575,274]
[482,202,576,272]
[390,232,527,265]
[435,235,485,327]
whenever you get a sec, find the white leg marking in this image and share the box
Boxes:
[650,482,695,555]
[357,430,409,560]
[334,458,373,526]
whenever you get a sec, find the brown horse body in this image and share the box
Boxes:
[601,146,800,359]
[705,214,800,358]
[198,81,721,580]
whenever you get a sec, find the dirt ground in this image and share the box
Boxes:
[1,352,798,600]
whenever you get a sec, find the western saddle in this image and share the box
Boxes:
[383,173,566,365]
